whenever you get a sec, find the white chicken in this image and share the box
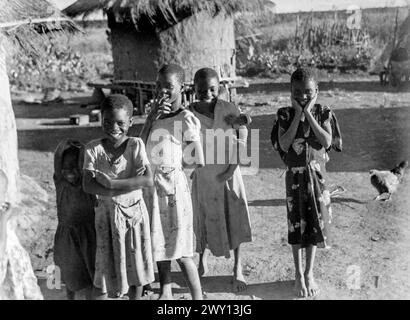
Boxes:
[369,161,408,201]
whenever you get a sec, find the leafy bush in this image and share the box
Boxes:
[8,36,113,92]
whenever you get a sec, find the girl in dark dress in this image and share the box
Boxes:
[274,68,341,298]
[53,139,96,300]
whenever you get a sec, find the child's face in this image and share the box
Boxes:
[291,79,318,108]
[194,76,219,103]
[156,73,182,110]
[102,108,132,142]
[61,152,80,185]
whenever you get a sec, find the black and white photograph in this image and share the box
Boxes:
[0,0,410,305]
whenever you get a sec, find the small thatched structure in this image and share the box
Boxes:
[372,8,410,74]
[1,0,78,55]
[64,0,263,82]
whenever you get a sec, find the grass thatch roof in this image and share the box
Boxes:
[64,0,264,27]
[0,0,80,54]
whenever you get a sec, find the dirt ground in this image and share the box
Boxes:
[12,77,410,300]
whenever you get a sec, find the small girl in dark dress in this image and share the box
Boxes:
[53,139,97,300]
[273,68,341,298]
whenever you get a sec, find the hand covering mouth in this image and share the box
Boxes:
[298,100,308,107]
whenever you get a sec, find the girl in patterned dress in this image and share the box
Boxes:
[82,94,155,300]
[140,64,204,300]
[275,68,341,298]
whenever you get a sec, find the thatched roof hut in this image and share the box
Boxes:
[371,7,410,74]
[64,0,263,82]
[1,0,78,54]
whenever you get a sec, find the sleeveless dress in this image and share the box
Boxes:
[145,109,200,261]
[190,99,252,258]
[83,137,155,296]
[276,104,334,248]
[53,139,96,293]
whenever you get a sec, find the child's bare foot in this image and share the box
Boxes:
[66,289,75,300]
[305,273,319,297]
[158,285,173,300]
[158,293,174,300]
[294,274,308,298]
[232,271,247,292]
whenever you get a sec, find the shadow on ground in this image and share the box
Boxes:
[248,197,367,207]
[161,272,295,300]
[16,98,410,172]
[251,106,410,172]
[18,124,145,152]
[12,96,92,119]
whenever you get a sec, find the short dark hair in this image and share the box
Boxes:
[194,68,219,84]
[101,94,133,116]
[290,67,316,86]
[158,64,185,85]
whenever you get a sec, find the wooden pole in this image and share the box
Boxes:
[0,17,74,29]
[388,8,400,88]
[392,8,400,49]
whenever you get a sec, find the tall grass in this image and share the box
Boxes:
[236,6,408,78]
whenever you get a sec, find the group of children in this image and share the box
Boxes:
[0,65,341,300]
[53,64,253,300]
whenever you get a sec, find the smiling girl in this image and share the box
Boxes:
[82,94,155,300]
[189,68,252,293]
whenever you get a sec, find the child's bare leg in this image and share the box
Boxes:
[92,287,107,300]
[233,245,247,292]
[128,285,143,300]
[304,245,319,297]
[0,203,11,257]
[157,261,173,300]
[176,257,203,300]
[292,245,307,297]
[84,286,94,300]
[198,249,209,277]
[66,288,75,300]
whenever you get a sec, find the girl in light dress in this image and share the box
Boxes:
[140,64,204,300]
[189,68,252,292]
[82,94,155,299]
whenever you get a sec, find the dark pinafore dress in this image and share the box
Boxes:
[53,140,97,292]
[276,105,338,249]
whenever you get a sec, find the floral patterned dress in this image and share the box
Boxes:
[276,105,335,249]
[83,137,155,297]
[145,109,200,261]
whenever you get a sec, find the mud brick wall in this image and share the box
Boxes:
[110,12,236,82]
